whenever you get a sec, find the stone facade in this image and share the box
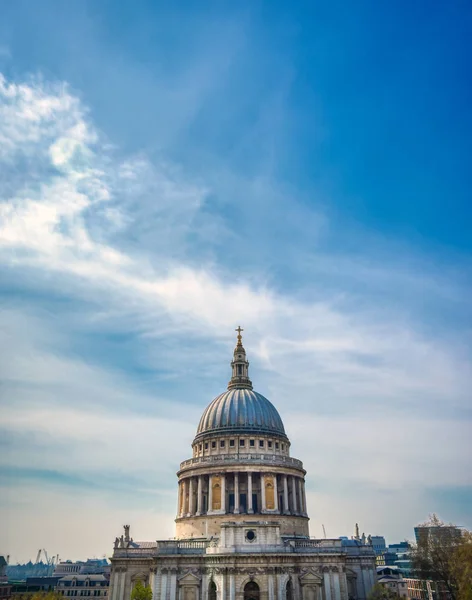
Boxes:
[109,330,376,600]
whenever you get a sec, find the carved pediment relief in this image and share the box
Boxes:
[178,572,201,584]
[345,569,357,579]
[299,570,323,585]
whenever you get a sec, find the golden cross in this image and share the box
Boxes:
[235,325,243,342]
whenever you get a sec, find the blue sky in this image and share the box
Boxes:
[0,0,471,561]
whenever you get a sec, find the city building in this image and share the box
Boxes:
[109,330,376,600]
[0,557,11,600]
[369,538,386,556]
[374,542,412,578]
[376,567,408,599]
[57,574,109,598]
[9,577,61,598]
[55,560,110,577]
[414,526,462,546]
[55,563,83,576]
[387,544,409,555]
[403,578,452,600]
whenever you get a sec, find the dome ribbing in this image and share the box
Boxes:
[194,388,287,441]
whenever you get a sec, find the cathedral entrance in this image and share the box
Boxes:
[244,582,260,600]
[286,580,293,600]
[209,581,217,600]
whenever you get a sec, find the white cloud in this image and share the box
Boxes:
[1,71,471,560]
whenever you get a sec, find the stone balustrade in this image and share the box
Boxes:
[156,540,210,554]
[179,453,303,471]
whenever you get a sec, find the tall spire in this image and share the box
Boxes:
[228,326,253,390]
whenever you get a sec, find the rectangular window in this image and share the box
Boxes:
[211,441,216,448]
[220,440,225,448]
[250,439,255,447]
[275,442,279,449]
[229,439,235,447]
[205,442,208,449]
[268,441,273,448]
[259,440,264,448]
[240,439,245,447]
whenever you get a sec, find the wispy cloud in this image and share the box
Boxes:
[0,70,471,561]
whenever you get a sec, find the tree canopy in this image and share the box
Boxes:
[366,583,398,600]
[410,514,472,600]
[131,579,153,600]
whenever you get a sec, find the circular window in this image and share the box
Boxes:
[246,529,256,542]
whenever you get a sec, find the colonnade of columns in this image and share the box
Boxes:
[177,472,307,518]
[140,567,347,600]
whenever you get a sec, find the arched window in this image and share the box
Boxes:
[286,580,293,600]
[244,582,260,600]
[209,581,217,600]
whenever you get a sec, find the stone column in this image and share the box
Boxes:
[201,573,208,600]
[323,570,332,600]
[177,481,182,517]
[169,570,177,600]
[218,572,226,600]
[183,479,189,516]
[273,476,279,512]
[111,568,123,600]
[301,480,307,514]
[154,569,161,600]
[110,570,118,600]
[160,571,168,600]
[362,568,370,600]
[333,571,341,600]
[276,573,285,600]
[268,571,275,600]
[221,473,227,513]
[298,478,304,516]
[234,473,240,514]
[188,477,195,516]
[229,571,235,600]
[149,570,156,600]
[118,570,126,600]
[283,475,289,514]
[247,472,254,513]
[291,476,298,514]
[261,473,267,511]
[208,474,213,513]
[196,475,203,516]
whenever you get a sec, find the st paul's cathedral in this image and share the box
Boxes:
[109,329,376,600]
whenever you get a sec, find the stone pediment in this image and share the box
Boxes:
[299,570,323,584]
[345,569,357,579]
[178,572,201,584]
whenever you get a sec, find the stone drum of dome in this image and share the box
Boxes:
[176,326,309,539]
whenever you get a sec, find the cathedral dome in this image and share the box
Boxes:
[195,387,287,441]
[194,327,287,441]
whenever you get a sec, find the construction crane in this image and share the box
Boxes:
[322,524,327,539]
[35,549,42,564]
